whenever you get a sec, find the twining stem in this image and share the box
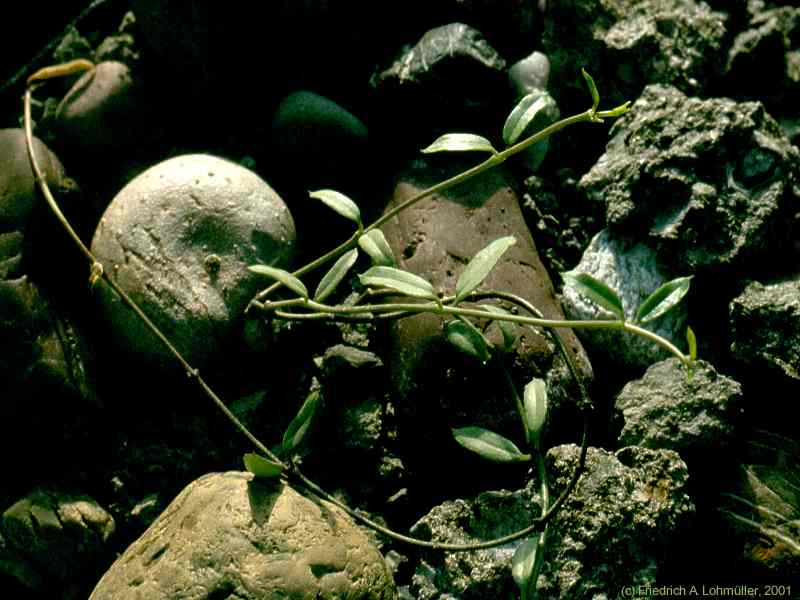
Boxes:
[21,65,618,554]
[254,297,690,366]
[23,85,283,467]
[251,101,631,305]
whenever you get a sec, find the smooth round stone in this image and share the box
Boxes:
[55,61,145,153]
[508,50,551,97]
[91,154,296,371]
[0,129,64,232]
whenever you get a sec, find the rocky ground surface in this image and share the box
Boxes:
[1,1,799,598]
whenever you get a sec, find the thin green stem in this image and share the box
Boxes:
[23,86,284,467]
[251,100,630,306]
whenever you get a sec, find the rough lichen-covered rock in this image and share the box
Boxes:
[91,154,296,372]
[1,490,114,595]
[729,277,800,382]
[725,5,800,112]
[615,358,744,457]
[409,489,540,599]
[542,0,727,108]
[89,472,396,600]
[562,229,687,371]
[407,444,693,599]
[580,84,800,275]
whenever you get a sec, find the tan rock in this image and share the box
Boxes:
[90,471,396,599]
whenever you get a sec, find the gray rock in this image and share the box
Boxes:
[371,23,507,143]
[89,472,396,599]
[730,277,800,382]
[580,84,800,274]
[56,61,147,153]
[508,51,551,98]
[538,445,693,599]
[407,444,693,599]
[91,154,296,372]
[562,229,687,371]
[725,6,800,112]
[543,0,727,107]
[615,357,744,457]
[1,490,114,594]
[409,489,540,599]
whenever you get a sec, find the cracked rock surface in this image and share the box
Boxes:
[91,154,295,371]
[89,471,396,600]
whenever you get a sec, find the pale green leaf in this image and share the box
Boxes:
[523,378,548,449]
[249,265,308,299]
[243,453,284,479]
[562,271,625,321]
[635,276,692,324]
[421,133,497,155]
[512,537,539,593]
[358,229,396,267]
[503,91,558,146]
[314,248,358,302]
[309,189,361,225]
[687,326,697,362]
[582,68,600,112]
[455,236,516,303]
[445,319,492,363]
[282,390,322,454]
[358,266,437,300]
[478,304,516,351]
[452,427,528,463]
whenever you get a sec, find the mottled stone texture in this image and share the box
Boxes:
[730,277,800,382]
[89,472,395,599]
[543,0,727,108]
[581,84,800,275]
[615,358,744,457]
[407,444,694,599]
[91,154,296,372]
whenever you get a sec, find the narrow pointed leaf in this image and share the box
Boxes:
[358,266,437,300]
[512,537,539,592]
[582,68,600,112]
[249,265,308,299]
[243,453,284,479]
[282,390,322,454]
[445,319,492,363]
[452,427,527,462]
[455,236,516,303]
[479,305,516,351]
[309,189,361,225]
[503,91,558,146]
[314,248,358,302]
[562,271,625,321]
[635,276,692,324]
[421,133,497,155]
[358,229,396,267]
[687,326,697,362]
[523,378,548,448]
